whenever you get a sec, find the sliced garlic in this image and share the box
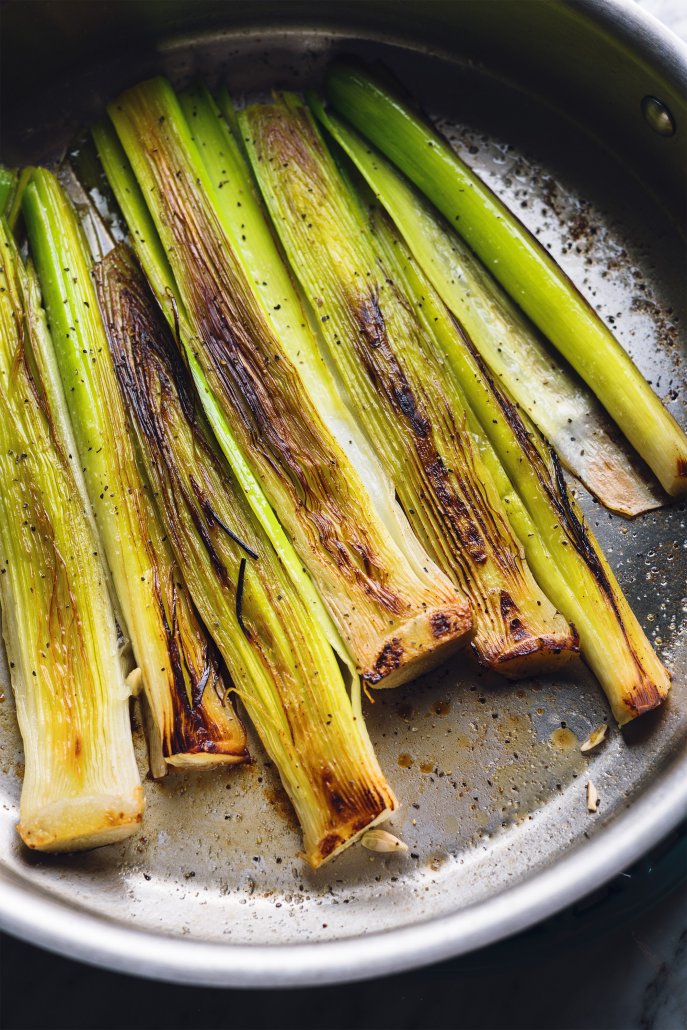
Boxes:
[586,780,600,812]
[581,724,608,753]
[361,829,408,854]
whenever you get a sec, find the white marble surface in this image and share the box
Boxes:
[637,0,687,44]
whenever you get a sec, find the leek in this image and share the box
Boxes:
[311,98,666,518]
[104,77,473,688]
[90,121,357,691]
[96,243,397,866]
[371,213,671,724]
[325,62,687,498]
[0,168,16,216]
[23,169,248,771]
[241,95,578,678]
[0,220,143,850]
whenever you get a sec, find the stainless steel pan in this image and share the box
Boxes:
[0,0,685,987]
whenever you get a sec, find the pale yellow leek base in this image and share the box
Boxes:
[18,787,145,852]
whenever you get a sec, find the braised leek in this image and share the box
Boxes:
[0,168,16,215]
[241,95,577,677]
[103,77,472,688]
[22,169,248,771]
[372,214,671,724]
[96,244,397,866]
[311,99,666,518]
[0,220,143,850]
[324,61,687,498]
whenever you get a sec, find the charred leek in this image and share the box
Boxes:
[23,169,248,772]
[96,244,397,866]
[311,99,665,518]
[324,62,687,498]
[92,119,356,684]
[371,213,671,724]
[103,77,472,688]
[0,221,143,850]
[321,105,671,723]
[241,95,577,677]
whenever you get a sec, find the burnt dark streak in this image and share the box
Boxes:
[202,500,259,560]
[236,556,248,638]
[353,285,495,568]
[146,150,405,614]
[456,315,660,706]
[94,245,248,755]
[256,109,505,575]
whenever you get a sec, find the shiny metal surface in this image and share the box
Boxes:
[0,0,685,986]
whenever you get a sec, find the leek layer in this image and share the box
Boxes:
[324,61,687,498]
[0,221,143,850]
[311,100,666,518]
[23,169,248,771]
[96,243,397,866]
[104,77,472,688]
[242,96,577,678]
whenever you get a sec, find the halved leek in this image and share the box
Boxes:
[96,243,397,866]
[103,77,472,688]
[241,94,577,678]
[310,98,666,518]
[371,212,671,725]
[91,121,357,683]
[0,220,143,850]
[23,169,248,772]
[324,61,687,497]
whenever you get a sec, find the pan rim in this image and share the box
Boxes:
[1,745,685,987]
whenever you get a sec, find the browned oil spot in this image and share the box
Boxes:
[319,832,344,859]
[427,851,448,872]
[397,703,414,721]
[433,700,451,717]
[494,711,527,742]
[550,727,578,750]
[264,784,299,832]
[398,752,414,768]
[420,761,434,774]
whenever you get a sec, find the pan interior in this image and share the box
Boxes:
[0,29,685,951]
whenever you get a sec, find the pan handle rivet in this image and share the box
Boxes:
[641,95,676,136]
